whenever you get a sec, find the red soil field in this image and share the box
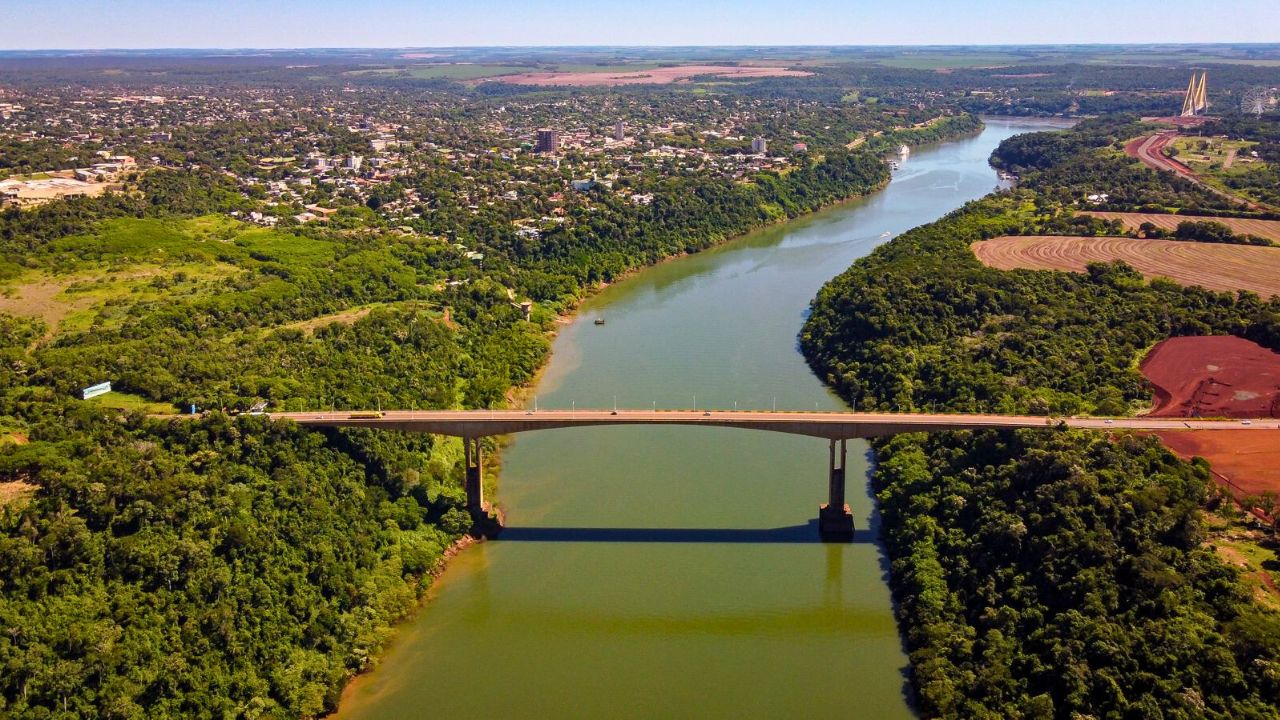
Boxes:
[1140,336,1280,498]
[1141,336,1280,418]
[971,235,1280,298]
[490,65,812,87]
[1154,430,1280,498]
[1079,212,1280,243]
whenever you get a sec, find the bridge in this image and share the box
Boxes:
[265,409,1277,540]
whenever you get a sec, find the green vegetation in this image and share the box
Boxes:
[803,116,1280,716]
[993,116,1274,217]
[1140,219,1277,247]
[83,391,179,414]
[0,104,957,716]
[1199,117,1280,209]
[871,52,1030,70]
[874,429,1280,718]
[0,409,472,718]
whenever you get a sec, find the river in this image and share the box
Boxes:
[336,118,1063,719]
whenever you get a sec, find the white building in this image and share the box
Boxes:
[346,155,363,171]
[751,136,768,155]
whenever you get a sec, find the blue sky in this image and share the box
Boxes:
[3,0,1278,49]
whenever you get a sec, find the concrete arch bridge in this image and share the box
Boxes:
[266,409,1275,540]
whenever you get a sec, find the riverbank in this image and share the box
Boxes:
[800,116,1280,717]
[331,143,909,713]
[502,116,992,407]
[329,120,1058,720]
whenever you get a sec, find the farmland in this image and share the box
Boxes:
[489,64,812,86]
[1079,211,1280,242]
[345,64,531,80]
[971,235,1280,297]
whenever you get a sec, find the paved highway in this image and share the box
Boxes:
[262,409,1279,440]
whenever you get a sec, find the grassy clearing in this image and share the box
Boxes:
[1206,511,1280,611]
[36,215,315,270]
[267,301,444,336]
[233,227,336,265]
[84,391,178,414]
[1171,136,1262,173]
[50,218,212,264]
[1168,137,1272,205]
[0,480,37,509]
[0,262,240,335]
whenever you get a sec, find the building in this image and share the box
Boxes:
[346,155,363,171]
[614,121,626,141]
[0,176,109,207]
[535,129,560,153]
[751,136,768,155]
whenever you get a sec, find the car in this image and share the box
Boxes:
[703,411,711,416]
[1242,419,1253,425]
[1104,419,1114,424]
[610,410,618,415]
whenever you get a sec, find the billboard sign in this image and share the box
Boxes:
[82,381,111,400]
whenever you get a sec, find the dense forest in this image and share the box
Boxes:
[802,116,1280,716]
[0,107,979,717]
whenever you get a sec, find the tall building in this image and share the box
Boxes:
[614,121,626,141]
[346,155,363,171]
[535,129,560,153]
[751,136,768,155]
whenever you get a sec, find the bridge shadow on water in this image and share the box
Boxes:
[496,520,876,544]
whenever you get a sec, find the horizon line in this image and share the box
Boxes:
[4,41,1280,53]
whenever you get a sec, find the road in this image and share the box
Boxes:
[259,409,1279,440]
[1127,131,1268,211]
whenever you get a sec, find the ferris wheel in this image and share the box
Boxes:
[1241,87,1273,116]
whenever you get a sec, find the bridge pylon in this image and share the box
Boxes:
[819,438,855,541]
[463,437,502,537]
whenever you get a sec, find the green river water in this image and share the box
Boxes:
[336,119,1063,719]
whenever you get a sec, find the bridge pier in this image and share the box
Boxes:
[464,437,502,537]
[819,438,855,541]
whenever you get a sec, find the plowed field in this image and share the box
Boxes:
[1080,212,1280,242]
[491,65,812,86]
[971,235,1280,297]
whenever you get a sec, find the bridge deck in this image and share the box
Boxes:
[263,409,1278,440]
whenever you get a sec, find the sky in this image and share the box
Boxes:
[3,0,1278,49]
